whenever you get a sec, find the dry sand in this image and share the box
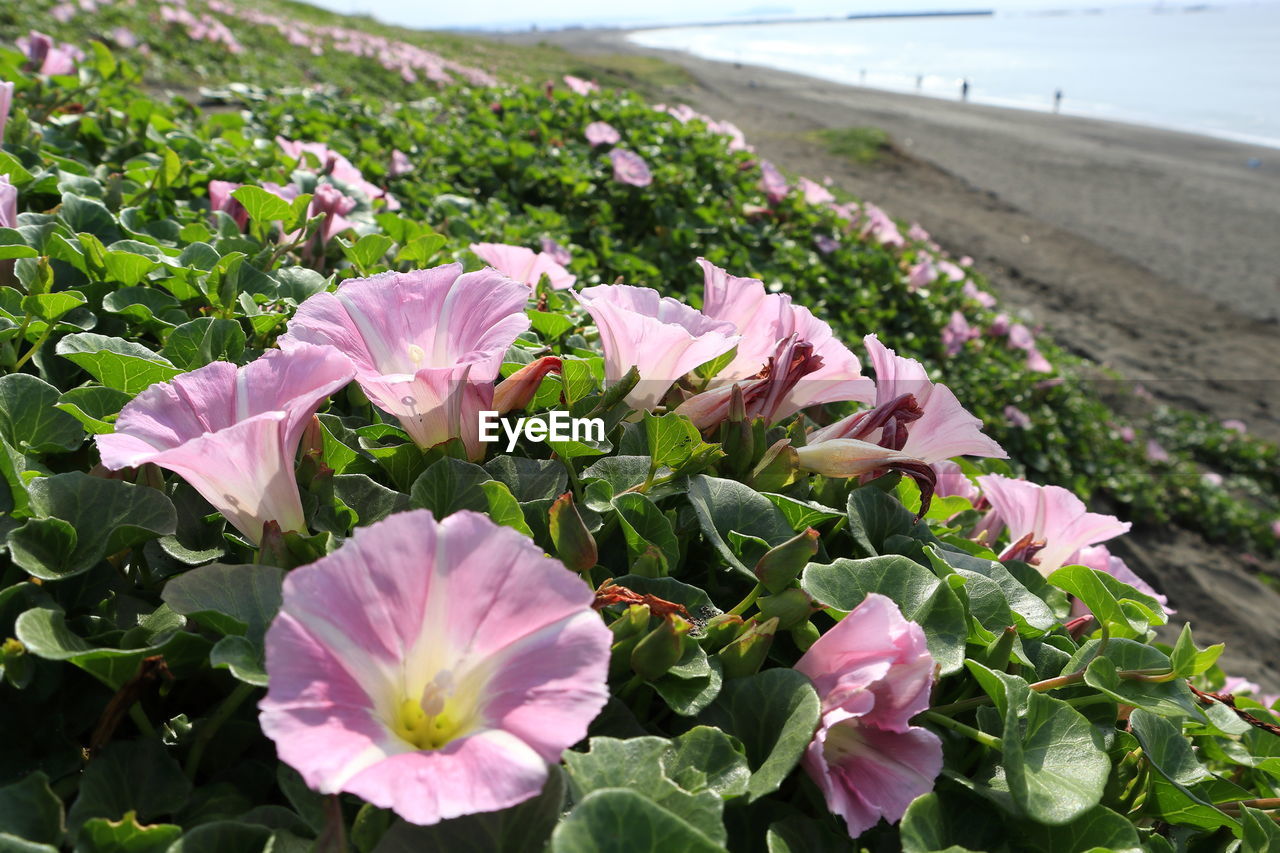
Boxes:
[508,27,1280,687]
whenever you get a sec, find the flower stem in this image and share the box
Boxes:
[727,582,764,617]
[184,682,256,780]
[922,710,1002,750]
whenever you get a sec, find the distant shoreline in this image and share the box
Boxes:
[613,9,993,32]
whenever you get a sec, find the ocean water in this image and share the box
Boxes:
[628,4,1280,147]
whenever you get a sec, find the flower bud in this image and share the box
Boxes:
[748,439,799,491]
[609,604,651,679]
[753,527,819,593]
[493,356,562,415]
[549,492,597,573]
[789,619,821,652]
[757,588,817,630]
[717,616,778,678]
[631,615,692,681]
[699,613,745,653]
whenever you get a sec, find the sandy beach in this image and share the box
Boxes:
[505,27,1280,686]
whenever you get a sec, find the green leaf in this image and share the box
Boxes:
[529,310,574,340]
[801,555,967,675]
[409,457,490,517]
[231,186,293,225]
[59,194,120,242]
[395,233,445,265]
[66,740,191,834]
[663,727,750,800]
[101,288,182,327]
[550,789,725,853]
[332,474,411,526]
[208,635,267,686]
[1067,638,1202,718]
[562,737,727,845]
[0,373,85,454]
[644,412,712,471]
[76,812,182,853]
[103,252,160,287]
[7,473,176,579]
[1012,805,1142,853]
[1129,708,1239,831]
[480,480,534,536]
[993,671,1109,825]
[162,563,284,643]
[687,475,797,578]
[846,484,934,557]
[55,386,132,435]
[372,768,565,853]
[162,821,271,853]
[613,492,679,576]
[22,290,87,323]
[55,334,181,395]
[926,546,1056,637]
[900,790,1004,853]
[652,647,723,716]
[160,318,246,370]
[698,669,820,802]
[1241,805,1280,852]
[484,456,567,502]
[760,493,843,531]
[1047,564,1165,638]
[342,234,394,273]
[0,772,65,846]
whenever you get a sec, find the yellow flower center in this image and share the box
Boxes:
[407,344,426,366]
[392,696,472,750]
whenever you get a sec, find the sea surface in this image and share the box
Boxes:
[628,3,1280,147]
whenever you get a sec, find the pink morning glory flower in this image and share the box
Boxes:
[389,149,414,178]
[975,474,1131,576]
[1025,347,1053,374]
[962,281,997,308]
[798,177,834,206]
[932,460,980,503]
[1222,419,1247,434]
[1146,440,1170,463]
[279,263,531,460]
[796,593,942,839]
[208,180,249,231]
[696,259,873,415]
[675,334,825,429]
[577,284,739,411]
[17,32,80,76]
[0,176,16,229]
[609,148,652,187]
[96,344,355,544]
[1004,405,1032,429]
[276,137,398,210]
[584,121,621,147]
[470,242,576,291]
[759,160,789,204]
[0,81,13,145]
[941,311,976,356]
[540,236,572,266]
[563,74,599,95]
[859,204,904,248]
[807,334,1006,467]
[815,234,839,254]
[906,259,937,292]
[259,509,612,826]
[907,223,932,243]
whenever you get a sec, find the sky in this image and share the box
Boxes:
[304,0,1199,31]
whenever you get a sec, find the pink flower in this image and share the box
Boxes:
[96,345,354,544]
[279,264,531,459]
[807,335,1005,467]
[1222,419,1247,434]
[988,313,1010,337]
[111,27,139,49]
[577,284,739,411]
[815,234,839,254]
[859,204,904,248]
[563,74,599,95]
[1272,519,1280,539]
[1025,347,1053,374]
[539,237,572,266]
[906,259,937,292]
[0,81,14,145]
[307,183,357,252]
[1202,471,1224,487]
[798,177,834,206]
[208,180,249,231]
[759,160,789,204]
[389,149,414,178]
[1118,426,1136,443]
[937,260,965,282]
[696,259,873,414]
[609,148,652,187]
[1146,440,1170,463]
[0,175,16,229]
[975,474,1131,576]
[17,32,79,76]
[962,281,997,308]
[941,311,975,356]
[932,460,979,503]
[584,121,620,147]
[469,242,576,291]
[675,334,824,429]
[1223,676,1262,697]
[276,137,397,210]
[796,593,942,839]
[907,223,931,243]
[259,509,611,826]
[1007,323,1035,351]
[1004,405,1031,428]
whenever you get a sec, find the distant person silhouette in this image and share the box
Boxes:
[916,74,923,91]
[1054,89,1063,113]
[961,79,970,101]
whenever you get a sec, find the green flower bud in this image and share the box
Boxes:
[753,527,820,593]
[717,616,779,679]
[631,615,692,681]
[790,620,821,652]
[699,613,746,653]
[757,588,818,630]
[748,439,799,491]
[549,491,597,573]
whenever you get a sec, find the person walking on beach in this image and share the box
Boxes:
[961,79,970,101]
[1054,89,1063,113]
